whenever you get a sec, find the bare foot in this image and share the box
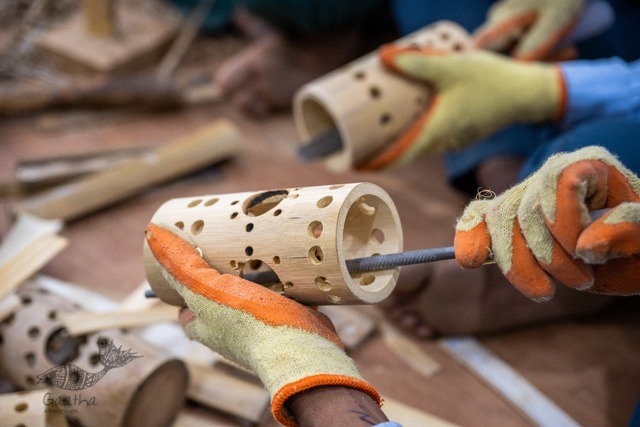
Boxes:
[215,8,364,116]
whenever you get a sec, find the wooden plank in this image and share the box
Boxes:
[382,396,460,427]
[319,305,377,350]
[60,304,178,336]
[380,321,441,377]
[187,362,270,423]
[440,336,580,427]
[0,213,68,300]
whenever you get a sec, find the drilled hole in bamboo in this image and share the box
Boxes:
[315,276,332,292]
[243,190,289,217]
[28,326,40,339]
[187,199,202,208]
[370,228,385,244]
[317,196,333,208]
[174,221,184,230]
[191,220,204,235]
[308,221,323,238]
[14,402,28,412]
[245,223,254,232]
[379,112,392,126]
[309,246,324,264]
[24,352,36,367]
[204,198,219,206]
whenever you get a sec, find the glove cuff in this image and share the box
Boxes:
[272,374,381,427]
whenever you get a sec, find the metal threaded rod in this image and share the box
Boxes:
[145,246,456,298]
[345,246,456,273]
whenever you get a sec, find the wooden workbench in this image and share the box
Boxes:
[1,82,639,427]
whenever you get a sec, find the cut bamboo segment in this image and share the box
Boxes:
[0,283,189,427]
[186,362,270,424]
[59,304,178,336]
[12,119,239,222]
[144,182,403,306]
[294,20,473,171]
[0,389,69,427]
[0,293,21,322]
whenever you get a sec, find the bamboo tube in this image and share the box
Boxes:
[294,21,472,171]
[0,389,69,427]
[144,182,403,306]
[12,119,239,222]
[0,283,189,427]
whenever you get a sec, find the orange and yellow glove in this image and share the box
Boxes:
[365,46,565,169]
[454,146,640,301]
[474,0,585,60]
[145,224,380,427]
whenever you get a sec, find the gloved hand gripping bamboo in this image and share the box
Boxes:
[145,224,381,427]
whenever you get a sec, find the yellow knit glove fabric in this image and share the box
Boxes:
[364,46,564,169]
[454,146,640,302]
[145,224,380,427]
[474,0,585,60]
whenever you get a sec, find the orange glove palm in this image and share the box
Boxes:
[454,146,640,301]
[145,224,380,426]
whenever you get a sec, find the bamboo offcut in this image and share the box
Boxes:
[144,182,403,306]
[294,21,472,171]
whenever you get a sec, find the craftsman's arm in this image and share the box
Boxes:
[289,386,392,427]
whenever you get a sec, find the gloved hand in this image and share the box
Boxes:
[474,0,585,60]
[145,224,380,426]
[454,146,640,301]
[364,46,564,169]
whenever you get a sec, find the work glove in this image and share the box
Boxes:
[454,146,640,302]
[474,0,585,60]
[364,46,564,169]
[145,224,380,427]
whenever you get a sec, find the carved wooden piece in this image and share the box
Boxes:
[0,283,188,427]
[144,182,403,306]
[294,21,473,171]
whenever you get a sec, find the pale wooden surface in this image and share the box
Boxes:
[0,46,639,427]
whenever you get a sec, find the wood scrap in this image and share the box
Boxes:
[380,321,441,377]
[0,293,21,322]
[35,1,181,74]
[11,119,239,222]
[187,362,271,424]
[440,336,580,427]
[319,305,377,351]
[0,212,68,300]
[381,395,460,427]
[59,304,178,336]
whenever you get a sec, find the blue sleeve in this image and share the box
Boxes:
[559,58,640,127]
[374,422,403,427]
